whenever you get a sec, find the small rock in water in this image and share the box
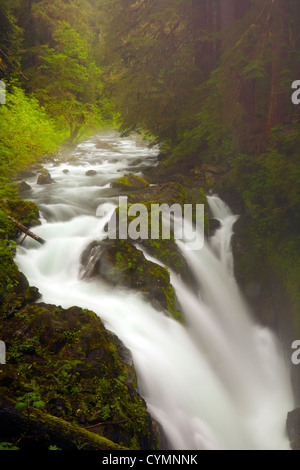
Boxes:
[63,169,69,174]
[18,181,32,192]
[209,219,221,236]
[86,170,97,176]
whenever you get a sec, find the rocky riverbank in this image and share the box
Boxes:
[0,192,160,450]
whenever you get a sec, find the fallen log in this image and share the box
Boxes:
[0,397,127,451]
[7,216,46,245]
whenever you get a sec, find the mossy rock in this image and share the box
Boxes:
[0,302,159,450]
[128,183,209,236]
[112,173,150,190]
[0,199,41,301]
[37,172,54,185]
[17,181,32,193]
[2,199,40,230]
[128,181,187,206]
[80,239,184,324]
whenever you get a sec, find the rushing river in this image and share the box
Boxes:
[15,132,294,450]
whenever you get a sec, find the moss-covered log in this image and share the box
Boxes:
[0,397,127,450]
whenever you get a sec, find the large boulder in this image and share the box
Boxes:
[0,301,159,450]
[18,181,32,193]
[80,239,184,323]
[37,172,54,185]
[112,173,150,190]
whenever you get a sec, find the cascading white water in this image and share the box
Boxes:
[15,132,294,450]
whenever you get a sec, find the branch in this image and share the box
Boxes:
[7,216,46,245]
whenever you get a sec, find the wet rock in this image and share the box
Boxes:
[111,173,150,190]
[80,241,104,278]
[37,172,54,185]
[209,219,221,237]
[0,301,159,450]
[85,169,97,176]
[18,181,32,193]
[129,158,143,166]
[48,398,64,418]
[62,169,69,174]
[80,239,184,323]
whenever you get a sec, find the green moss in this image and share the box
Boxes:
[113,173,150,190]
[0,240,19,294]
[0,303,159,450]
[4,199,41,229]
[99,239,184,323]
[116,176,130,187]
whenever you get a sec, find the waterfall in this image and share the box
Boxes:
[15,132,294,450]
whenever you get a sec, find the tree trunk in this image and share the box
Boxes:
[234,0,251,20]
[67,124,81,143]
[192,0,214,80]
[7,216,46,245]
[219,0,235,30]
[266,0,290,135]
[216,0,236,57]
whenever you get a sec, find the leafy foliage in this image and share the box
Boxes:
[35,21,105,140]
[0,86,64,177]
[225,123,300,326]
[15,392,45,414]
[0,0,22,81]
[0,442,20,450]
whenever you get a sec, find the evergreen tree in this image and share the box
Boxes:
[0,0,23,82]
[35,21,104,141]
